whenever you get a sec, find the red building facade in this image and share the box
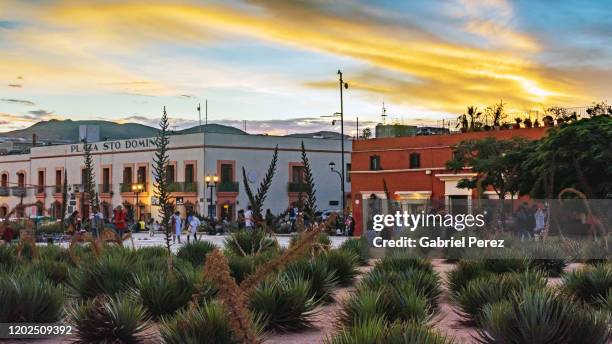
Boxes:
[350,127,547,236]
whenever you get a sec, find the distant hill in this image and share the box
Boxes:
[178,124,246,135]
[284,131,349,139]
[0,119,158,141]
[0,120,247,142]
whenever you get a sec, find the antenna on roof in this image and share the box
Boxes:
[381,101,387,125]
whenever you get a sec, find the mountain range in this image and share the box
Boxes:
[0,119,344,142]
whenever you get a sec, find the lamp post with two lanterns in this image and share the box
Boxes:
[131,183,144,221]
[205,174,219,219]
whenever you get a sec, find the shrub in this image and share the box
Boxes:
[328,319,453,344]
[38,244,71,263]
[29,259,71,284]
[176,240,217,267]
[563,264,612,305]
[134,264,200,318]
[67,294,152,343]
[68,252,139,299]
[318,250,358,286]
[224,229,278,256]
[452,270,547,324]
[228,254,257,284]
[290,232,331,255]
[478,289,611,343]
[284,258,338,303]
[160,302,241,344]
[249,274,319,332]
[133,246,168,261]
[374,252,433,274]
[339,237,368,265]
[360,268,442,311]
[522,241,568,277]
[0,245,16,273]
[596,289,612,312]
[0,272,64,323]
[447,260,490,296]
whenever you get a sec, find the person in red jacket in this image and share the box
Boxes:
[2,224,13,244]
[113,205,127,238]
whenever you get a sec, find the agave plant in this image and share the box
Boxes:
[284,258,338,303]
[317,249,358,286]
[452,270,547,324]
[337,290,390,327]
[374,252,433,274]
[224,229,278,256]
[0,245,17,274]
[338,237,369,265]
[522,241,568,277]
[228,254,257,284]
[248,273,319,332]
[176,240,218,267]
[386,321,455,344]
[0,272,64,323]
[563,263,612,305]
[327,316,388,344]
[290,232,331,256]
[67,252,140,299]
[478,289,611,343]
[447,260,490,297]
[37,244,71,263]
[329,318,453,344]
[67,294,152,344]
[28,258,71,284]
[133,246,169,261]
[160,301,244,344]
[134,264,202,318]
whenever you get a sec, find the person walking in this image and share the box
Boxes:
[113,205,127,238]
[187,213,201,243]
[534,206,546,238]
[172,211,182,244]
[244,205,254,230]
[89,206,104,238]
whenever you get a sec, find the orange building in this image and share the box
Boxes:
[350,127,547,236]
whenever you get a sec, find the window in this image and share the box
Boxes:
[185,164,195,183]
[137,166,147,184]
[165,165,175,183]
[37,170,45,194]
[1,173,8,187]
[0,206,8,218]
[370,155,381,171]
[292,165,305,184]
[220,164,233,184]
[55,170,62,193]
[123,167,133,184]
[17,172,25,187]
[102,168,110,193]
[346,163,352,182]
[409,153,421,169]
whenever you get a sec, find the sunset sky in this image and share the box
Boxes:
[1,0,611,134]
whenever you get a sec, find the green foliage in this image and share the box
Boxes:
[249,274,319,332]
[317,249,358,286]
[224,229,278,256]
[82,137,98,212]
[452,270,547,324]
[68,251,140,299]
[522,241,568,277]
[133,264,201,318]
[177,240,218,267]
[0,245,16,273]
[37,244,71,263]
[35,221,64,235]
[284,258,339,303]
[300,141,318,221]
[330,317,452,344]
[478,289,611,343]
[160,302,240,344]
[386,321,455,344]
[563,264,612,305]
[327,316,388,344]
[29,258,71,284]
[339,237,368,265]
[153,106,175,254]
[67,294,151,343]
[0,272,64,322]
[228,254,257,284]
[242,145,279,221]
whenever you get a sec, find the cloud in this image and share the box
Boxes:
[0,111,62,132]
[1,98,35,106]
[27,109,54,118]
[8,84,22,88]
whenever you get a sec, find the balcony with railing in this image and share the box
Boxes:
[0,186,9,197]
[98,183,113,195]
[11,186,27,197]
[168,182,197,193]
[120,183,147,193]
[217,181,239,193]
[288,182,309,193]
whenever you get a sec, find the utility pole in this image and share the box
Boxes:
[205,99,208,126]
[337,70,348,219]
[197,103,202,133]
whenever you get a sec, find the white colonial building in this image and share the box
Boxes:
[0,132,351,221]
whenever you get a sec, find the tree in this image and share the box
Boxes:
[300,141,317,221]
[362,127,372,139]
[446,136,530,200]
[242,146,278,222]
[466,106,482,130]
[82,138,98,217]
[153,106,175,255]
[60,172,68,231]
[586,101,612,117]
[519,116,612,199]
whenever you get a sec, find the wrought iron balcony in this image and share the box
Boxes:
[0,187,9,196]
[168,182,197,193]
[217,181,239,193]
[98,183,113,194]
[11,186,27,197]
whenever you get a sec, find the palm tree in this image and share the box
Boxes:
[466,106,482,130]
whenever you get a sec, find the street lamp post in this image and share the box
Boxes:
[205,174,219,219]
[131,183,144,221]
[337,70,348,219]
